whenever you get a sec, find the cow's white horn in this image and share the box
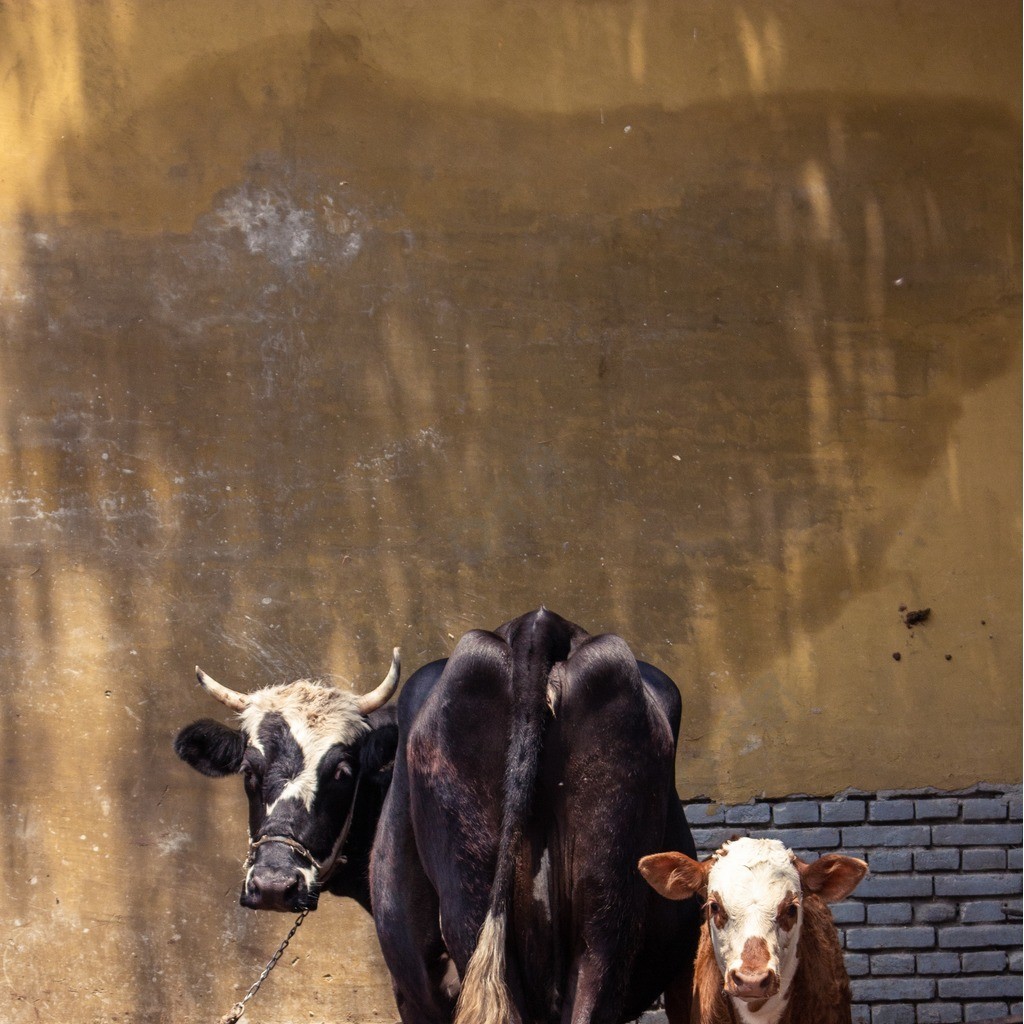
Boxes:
[357,648,401,714]
[195,666,250,713]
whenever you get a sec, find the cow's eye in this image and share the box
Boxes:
[333,759,353,781]
[777,901,800,929]
[705,899,728,927]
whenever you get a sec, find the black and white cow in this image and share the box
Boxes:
[174,652,401,912]
[175,609,700,1024]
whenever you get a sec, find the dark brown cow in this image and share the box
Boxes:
[371,608,700,1024]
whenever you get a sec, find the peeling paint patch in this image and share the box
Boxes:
[739,734,764,756]
[154,829,192,856]
[354,427,445,479]
[216,186,316,266]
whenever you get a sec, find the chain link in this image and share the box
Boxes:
[219,909,309,1024]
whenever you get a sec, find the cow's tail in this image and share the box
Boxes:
[454,609,572,1024]
[455,908,514,1024]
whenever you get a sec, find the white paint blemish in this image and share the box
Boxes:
[154,829,192,857]
[354,427,444,479]
[217,187,315,266]
[739,734,763,755]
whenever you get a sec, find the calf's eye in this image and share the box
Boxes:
[777,901,800,929]
[333,760,353,781]
[705,898,729,927]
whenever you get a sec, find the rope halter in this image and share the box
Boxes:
[244,773,362,892]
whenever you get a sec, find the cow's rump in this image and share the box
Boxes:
[375,608,698,1024]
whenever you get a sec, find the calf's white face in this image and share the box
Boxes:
[639,837,866,1017]
[703,839,802,1006]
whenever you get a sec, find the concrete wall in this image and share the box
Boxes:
[0,2,1019,1022]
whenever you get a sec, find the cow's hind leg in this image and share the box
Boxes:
[561,950,622,1024]
[563,952,691,1024]
[548,633,679,1024]
[662,965,693,1024]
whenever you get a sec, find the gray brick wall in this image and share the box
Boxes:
[684,784,1023,1023]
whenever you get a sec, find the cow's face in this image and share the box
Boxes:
[175,652,399,913]
[639,838,866,1010]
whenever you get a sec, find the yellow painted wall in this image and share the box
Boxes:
[0,2,1019,1021]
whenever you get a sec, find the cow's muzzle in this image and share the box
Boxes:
[241,838,321,913]
[725,966,780,1002]
[241,865,320,912]
[239,777,361,912]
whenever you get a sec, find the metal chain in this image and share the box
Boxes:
[218,909,309,1024]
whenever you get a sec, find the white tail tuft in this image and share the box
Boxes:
[453,911,514,1024]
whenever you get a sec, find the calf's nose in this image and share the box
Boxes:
[726,966,780,1000]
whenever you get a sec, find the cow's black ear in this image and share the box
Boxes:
[360,722,398,787]
[174,719,245,777]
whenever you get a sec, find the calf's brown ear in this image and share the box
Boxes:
[797,853,868,903]
[638,851,709,900]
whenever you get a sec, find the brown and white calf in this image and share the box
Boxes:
[639,837,867,1024]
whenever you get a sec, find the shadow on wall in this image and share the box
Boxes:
[0,10,1020,1024]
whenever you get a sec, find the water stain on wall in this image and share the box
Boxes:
[0,3,1019,1022]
